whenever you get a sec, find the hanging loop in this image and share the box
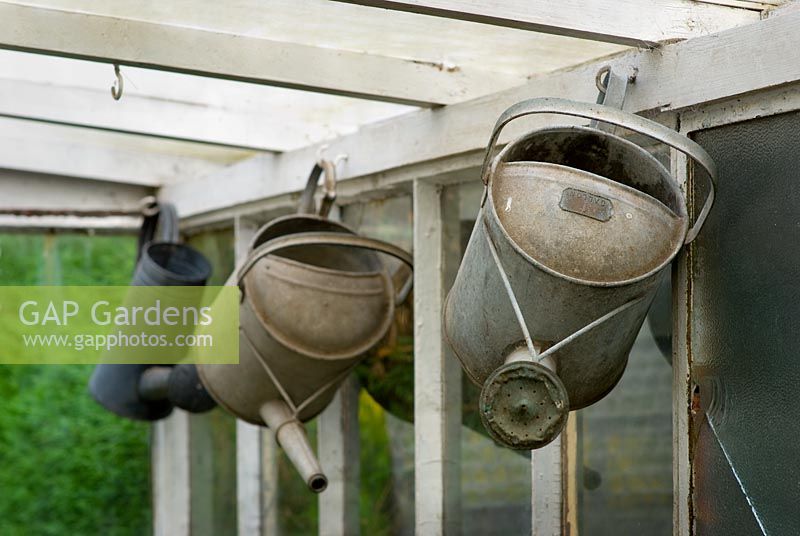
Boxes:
[317,159,338,218]
[298,148,347,217]
[138,196,160,217]
[595,65,611,94]
[111,64,123,101]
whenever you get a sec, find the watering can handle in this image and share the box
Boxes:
[480,97,717,244]
[135,200,181,263]
[238,232,414,306]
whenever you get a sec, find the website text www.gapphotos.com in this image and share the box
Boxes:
[22,331,214,352]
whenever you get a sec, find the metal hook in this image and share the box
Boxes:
[595,65,611,95]
[316,144,348,169]
[138,195,160,217]
[316,144,330,166]
[111,64,123,101]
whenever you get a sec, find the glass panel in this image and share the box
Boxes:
[456,181,532,536]
[185,228,238,536]
[342,188,532,535]
[576,321,673,535]
[690,112,800,535]
[342,196,414,535]
[570,138,674,536]
[186,227,235,285]
[0,232,152,535]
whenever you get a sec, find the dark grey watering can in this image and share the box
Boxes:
[198,162,413,492]
[444,98,716,450]
[89,200,215,421]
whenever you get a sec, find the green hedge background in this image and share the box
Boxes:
[0,231,398,535]
[0,234,152,536]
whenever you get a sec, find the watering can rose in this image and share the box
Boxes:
[0,286,238,364]
[18,300,213,327]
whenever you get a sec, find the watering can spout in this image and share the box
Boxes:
[260,400,328,493]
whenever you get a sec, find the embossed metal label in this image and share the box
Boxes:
[559,188,613,222]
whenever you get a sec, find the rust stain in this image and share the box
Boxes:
[411,59,460,73]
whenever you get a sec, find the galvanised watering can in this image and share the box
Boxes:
[89,200,216,421]
[198,162,413,492]
[444,98,716,450]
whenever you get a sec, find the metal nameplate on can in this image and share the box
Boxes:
[558,188,613,222]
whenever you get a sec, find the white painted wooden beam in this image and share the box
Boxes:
[532,437,563,536]
[0,117,248,187]
[413,180,461,535]
[261,430,280,536]
[236,398,266,536]
[0,77,287,151]
[0,214,139,231]
[165,9,800,224]
[0,75,408,152]
[332,0,761,47]
[233,217,270,536]
[318,375,361,536]
[670,150,693,536]
[0,2,525,106]
[0,169,151,214]
[153,411,192,536]
[233,216,280,536]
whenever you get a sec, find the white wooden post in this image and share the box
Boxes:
[413,180,462,535]
[318,374,362,536]
[234,216,280,536]
[670,149,692,536]
[261,428,280,536]
[531,436,563,535]
[152,411,192,536]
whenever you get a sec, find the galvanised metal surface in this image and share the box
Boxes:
[479,360,569,450]
[198,213,412,491]
[199,215,412,424]
[445,98,716,449]
[89,202,213,421]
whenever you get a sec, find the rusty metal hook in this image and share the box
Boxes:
[316,144,348,169]
[111,64,123,101]
[595,65,611,95]
[138,195,160,217]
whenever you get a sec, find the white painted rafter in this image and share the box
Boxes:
[0,169,151,216]
[331,0,763,47]
[0,48,416,152]
[164,9,800,224]
[0,2,527,106]
[0,118,250,187]
[0,77,335,151]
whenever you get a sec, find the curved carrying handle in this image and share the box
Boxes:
[135,200,180,263]
[480,97,716,244]
[238,232,414,306]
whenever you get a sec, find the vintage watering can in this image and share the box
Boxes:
[89,200,216,421]
[198,161,413,492]
[444,98,716,450]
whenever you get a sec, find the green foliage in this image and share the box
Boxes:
[186,228,235,286]
[0,233,151,535]
[275,392,395,536]
[0,365,152,536]
[358,392,393,536]
[277,420,319,535]
[356,335,414,424]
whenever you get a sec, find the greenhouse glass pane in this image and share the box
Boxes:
[690,113,800,535]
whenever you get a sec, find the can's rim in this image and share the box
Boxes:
[486,126,689,288]
[486,172,683,288]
